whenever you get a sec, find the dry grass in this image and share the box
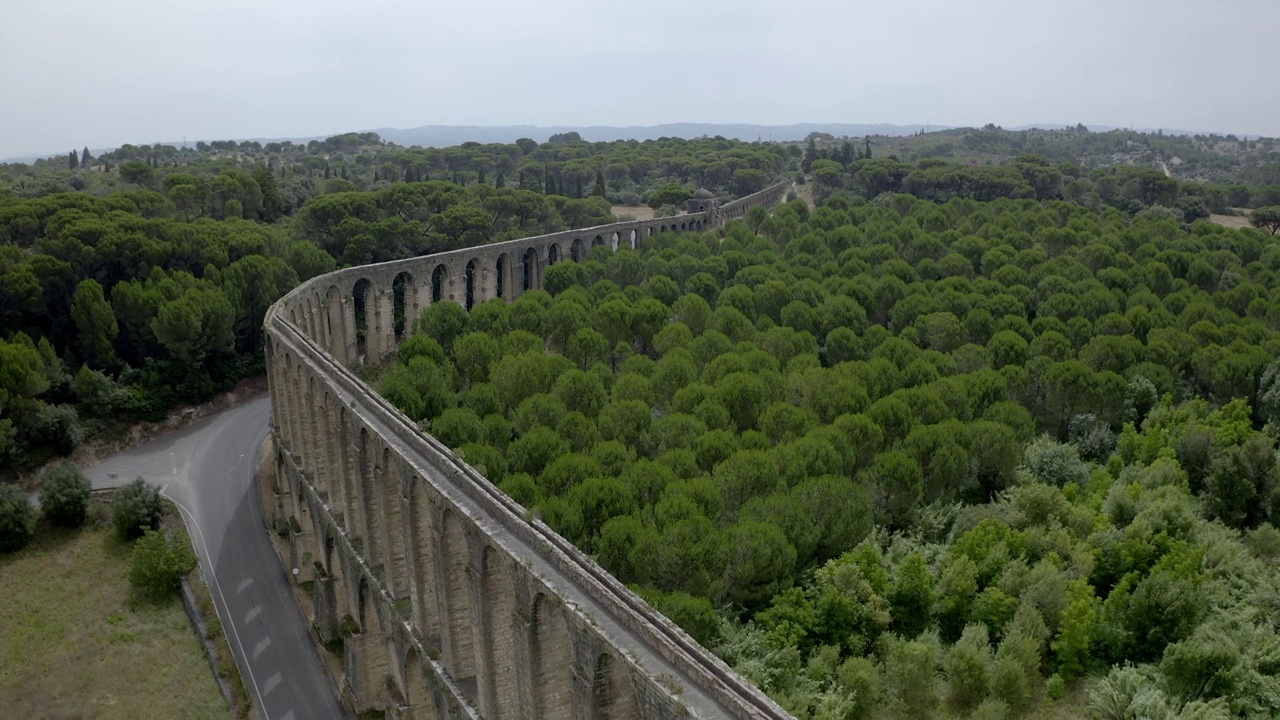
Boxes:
[612,204,655,221]
[0,508,227,720]
[1210,212,1252,229]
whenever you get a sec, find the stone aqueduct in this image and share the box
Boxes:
[261,183,793,719]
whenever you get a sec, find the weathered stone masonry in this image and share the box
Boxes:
[262,183,794,719]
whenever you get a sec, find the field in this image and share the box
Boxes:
[0,509,227,720]
[1210,211,1252,229]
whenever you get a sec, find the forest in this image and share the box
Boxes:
[376,194,1280,718]
[6,126,1280,717]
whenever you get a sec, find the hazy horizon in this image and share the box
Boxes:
[3,0,1278,160]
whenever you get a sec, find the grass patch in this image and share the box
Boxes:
[0,505,228,720]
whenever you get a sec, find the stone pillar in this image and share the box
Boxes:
[345,628,390,713]
[378,287,396,360]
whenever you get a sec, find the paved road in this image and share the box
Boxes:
[86,396,345,720]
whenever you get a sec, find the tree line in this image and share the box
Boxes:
[376,194,1280,718]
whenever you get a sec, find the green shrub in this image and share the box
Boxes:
[0,483,37,553]
[128,527,197,599]
[40,464,91,528]
[113,477,162,540]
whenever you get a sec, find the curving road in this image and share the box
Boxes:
[86,395,345,720]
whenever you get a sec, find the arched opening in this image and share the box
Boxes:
[571,238,586,262]
[522,247,538,291]
[409,476,441,646]
[660,225,667,234]
[356,428,385,571]
[353,278,372,360]
[610,231,620,251]
[495,253,508,300]
[481,547,518,719]
[680,222,687,231]
[443,510,477,700]
[325,285,345,357]
[431,264,448,303]
[357,575,372,630]
[403,649,427,709]
[628,229,637,249]
[465,259,479,310]
[392,272,413,342]
[592,235,604,248]
[337,404,362,540]
[380,448,408,600]
[531,594,575,719]
[548,243,561,265]
[591,653,640,720]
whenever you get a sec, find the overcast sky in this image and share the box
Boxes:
[2,0,1278,159]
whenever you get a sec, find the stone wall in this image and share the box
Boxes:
[262,182,794,719]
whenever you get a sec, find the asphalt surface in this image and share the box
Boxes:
[86,396,346,720]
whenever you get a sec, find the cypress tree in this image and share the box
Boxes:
[593,168,607,197]
[495,171,505,188]
[81,146,92,166]
[478,167,486,185]
[865,136,872,159]
[69,151,79,170]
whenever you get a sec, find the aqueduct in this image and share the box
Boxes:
[261,183,792,719]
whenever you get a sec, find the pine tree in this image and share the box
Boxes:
[69,151,79,170]
[802,137,818,173]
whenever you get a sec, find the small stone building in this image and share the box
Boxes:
[687,187,718,214]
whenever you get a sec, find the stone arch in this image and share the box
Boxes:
[659,224,667,234]
[325,285,346,358]
[353,278,373,360]
[337,403,362,540]
[357,573,373,631]
[480,546,518,719]
[571,238,586,262]
[680,221,687,231]
[356,427,387,573]
[591,652,640,720]
[610,231,620,251]
[408,475,441,646]
[495,253,510,300]
[442,509,477,699]
[647,227,655,237]
[431,263,448,303]
[522,247,539,291]
[379,448,408,600]
[402,648,428,709]
[392,272,413,343]
[628,229,637,249]
[592,234,605,249]
[465,258,479,310]
[548,243,561,265]
[531,593,575,719]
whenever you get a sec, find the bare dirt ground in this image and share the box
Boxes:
[1210,212,1252,229]
[612,204,656,221]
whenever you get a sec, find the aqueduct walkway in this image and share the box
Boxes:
[261,183,793,719]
